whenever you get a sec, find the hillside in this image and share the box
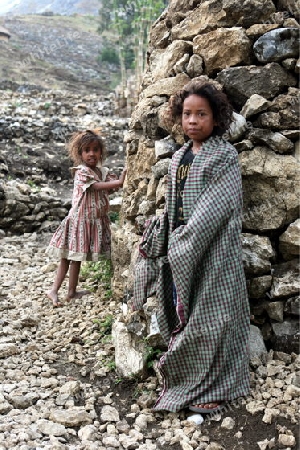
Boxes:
[0,0,101,16]
[0,14,118,93]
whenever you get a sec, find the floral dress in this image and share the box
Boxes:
[47,165,111,261]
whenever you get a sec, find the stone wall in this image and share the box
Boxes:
[0,86,128,234]
[112,0,300,356]
[0,181,69,234]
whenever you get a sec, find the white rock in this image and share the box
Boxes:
[102,435,120,448]
[220,417,235,430]
[278,433,296,447]
[257,437,276,450]
[246,400,265,414]
[262,408,280,424]
[134,413,149,430]
[49,408,92,426]
[100,405,120,422]
[36,419,67,436]
[78,424,98,442]
[181,441,194,450]
[186,413,204,426]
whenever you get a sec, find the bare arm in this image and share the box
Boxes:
[91,168,127,191]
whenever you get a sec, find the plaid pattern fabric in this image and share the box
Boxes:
[134,136,250,412]
[133,212,169,310]
[133,212,180,337]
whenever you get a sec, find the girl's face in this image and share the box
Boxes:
[81,142,102,168]
[182,94,216,147]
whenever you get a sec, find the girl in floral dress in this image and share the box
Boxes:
[46,129,126,307]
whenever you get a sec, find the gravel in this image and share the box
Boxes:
[0,232,299,450]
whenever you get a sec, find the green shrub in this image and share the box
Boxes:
[93,314,114,340]
[80,257,112,293]
[98,47,119,65]
[109,211,119,223]
[145,344,163,369]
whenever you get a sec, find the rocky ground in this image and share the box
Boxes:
[0,232,299,450]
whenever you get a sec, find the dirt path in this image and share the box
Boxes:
[0,233,299,449]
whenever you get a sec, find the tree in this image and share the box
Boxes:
[98,0,167,92]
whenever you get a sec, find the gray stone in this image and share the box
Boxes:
[241,94,270,118]
[242,234,274,276]
[264,301,284,322]
[216,63,297,109]
[8,394,33,409]
[220,417,235,429]
[249,325,268,360]
[270,260,300,298]
[254,28,300,62]
[248,128,294,154]
[227,112,248,142]
[149,40,192,82]
[285,296,300,316]
[247,275,272,299]
[155,136,178,159]
[271,319,300,353]
[278,433,296,447]
[152,158,171,179]
[279,219,300,260]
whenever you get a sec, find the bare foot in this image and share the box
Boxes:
[46,290,62,307]
[65,290,91,302]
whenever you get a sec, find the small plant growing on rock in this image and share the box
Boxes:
[80,256,112,294]
[12,101,22,109]
[43,101,52,109]
[145,343,163,369]
[109,211,119,223]
[105,360,116,371]
[27,179,40,191]
[93,314,114,341]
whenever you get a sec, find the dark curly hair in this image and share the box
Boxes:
[67,129,106,166]
[169,79,233,136]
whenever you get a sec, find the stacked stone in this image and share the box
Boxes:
[0,87,128,234]
[0,88,126,143]
[113,0,299,352]
[0,182,69,234]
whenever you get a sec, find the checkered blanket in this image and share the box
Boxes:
[134,136,250,412]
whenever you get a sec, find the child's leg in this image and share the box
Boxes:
[66,261,90,301]
[47,258,70,306]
